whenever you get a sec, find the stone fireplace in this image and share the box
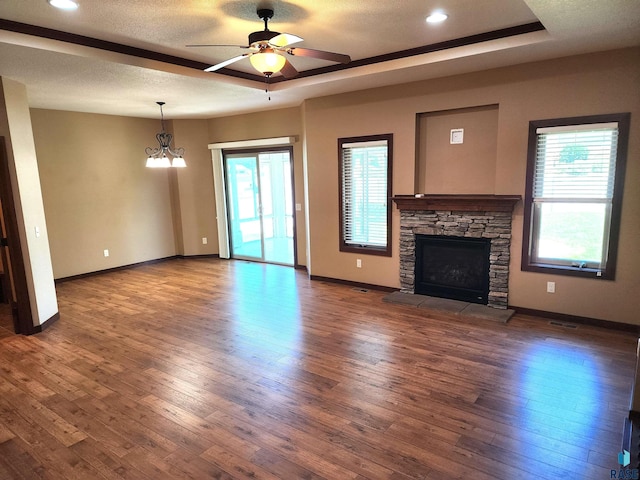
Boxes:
[392,195,521,309]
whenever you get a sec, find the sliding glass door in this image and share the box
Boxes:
[224,148,294,266]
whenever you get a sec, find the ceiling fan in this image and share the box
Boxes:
[188,8,351,78]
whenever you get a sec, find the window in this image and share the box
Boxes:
[338,134,393,256]
[522,113,630,279]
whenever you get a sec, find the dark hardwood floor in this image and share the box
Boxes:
[0,257,636,479]
[0,302,14,340]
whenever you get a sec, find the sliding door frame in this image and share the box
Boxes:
[223,146,297,266]
[209,137,299,268]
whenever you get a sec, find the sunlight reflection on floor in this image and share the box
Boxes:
[515,340,608,471]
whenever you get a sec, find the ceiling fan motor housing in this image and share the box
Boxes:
[248,29,280,47]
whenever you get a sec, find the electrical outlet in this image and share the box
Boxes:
[202,237,208,245]
[546,281,555,293]
[356,258,362,268]
[103,249,110,257]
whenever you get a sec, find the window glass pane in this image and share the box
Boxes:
[227,161,258,220]
[534,128,617,199]
[259,162,273,216]
[342,142,388,248]
[534,202,608,265]
[339,134,392,256]
[531,123,617,269]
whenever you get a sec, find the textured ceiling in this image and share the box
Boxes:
[0,0,638,119]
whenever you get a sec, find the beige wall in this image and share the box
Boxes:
[32,110,178,278]
[417,104,499,194]
[172,119,218,256]
[303,47,640,324]
[207,107,307,266]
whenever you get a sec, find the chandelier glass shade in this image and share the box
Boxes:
[145,102,186,168]
[249,48,286,76]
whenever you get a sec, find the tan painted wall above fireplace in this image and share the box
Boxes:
[416,104,499,194]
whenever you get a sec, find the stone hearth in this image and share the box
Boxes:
[392,195,521,309]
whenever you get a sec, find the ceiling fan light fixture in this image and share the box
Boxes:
[47,0,79,10]
[250,49,286,76]
[426,11,448,24]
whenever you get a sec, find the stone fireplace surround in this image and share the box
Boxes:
[392,195,521,309]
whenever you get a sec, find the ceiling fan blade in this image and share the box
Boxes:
[269,33,303,48]
[204,54,249,72]
[186,44,250,48]
[286,47,351,64]
[280,59,299,79]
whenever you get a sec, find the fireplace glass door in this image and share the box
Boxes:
[415,235,491,304]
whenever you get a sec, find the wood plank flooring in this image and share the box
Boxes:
[0,257,637,479]
[0,303,14,340]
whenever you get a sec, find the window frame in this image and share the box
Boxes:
[338,133,393,257]
[521,113,630,280]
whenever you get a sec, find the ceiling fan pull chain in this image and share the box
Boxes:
[265,75,271,101]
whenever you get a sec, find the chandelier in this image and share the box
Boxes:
[145,102,186,168]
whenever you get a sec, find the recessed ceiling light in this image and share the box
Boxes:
[47,0,79,10]
[426,12,448,24]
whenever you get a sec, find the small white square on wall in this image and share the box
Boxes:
[450,128,464,144]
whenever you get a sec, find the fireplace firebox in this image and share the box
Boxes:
[415,234,491,305]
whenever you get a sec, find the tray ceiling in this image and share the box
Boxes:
[0,0,638,118]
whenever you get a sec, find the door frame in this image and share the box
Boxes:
[209,136,300,267]
[223,146,297,267]
[0,137,35,334]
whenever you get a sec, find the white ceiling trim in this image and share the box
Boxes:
[208,136,298,150]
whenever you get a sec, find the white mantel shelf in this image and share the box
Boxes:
[392,194,522,212]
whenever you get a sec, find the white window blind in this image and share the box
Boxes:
[341,139,389,248]
[533,123,619,202]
